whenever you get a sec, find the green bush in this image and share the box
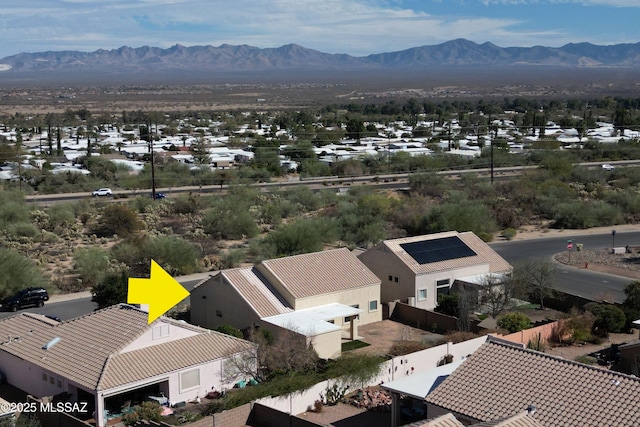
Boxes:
[586,303,626,337]
[74,246,113,287]
[497,312,532,333]
[92,204,142,237]
[502,228,517,240]
[111,235,201,277]
[122,401,162,426]
[215,324,243,338]
[91,271,128,309]
[0,248,48,298]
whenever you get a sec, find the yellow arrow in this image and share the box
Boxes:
[127,260,190,324]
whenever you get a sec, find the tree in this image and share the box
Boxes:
[497,312,532,333]
[0,249,48,299]
[511,258,556,309]
[215,324,243,338]
[92,204,142,238]
[190,138,211,165]
[622,281,640,331]
[91,272,128,309]
[479,274,523,318]
[587,303,626,337]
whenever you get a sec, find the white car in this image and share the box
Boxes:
[601,164,615,171]
[92,188,112,196]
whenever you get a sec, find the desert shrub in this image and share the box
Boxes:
[92,204,142,237]
[74,246,113,287]
[282,186,323,212]
[122,401,162,426]
[215,324,243,338]
[111,235,200,277]
[261,217,339,257]
[171,193,203,215]
[219,249,246,269]
[552,200,624,229]
[91,271,129,309]
[5,222,39,239]
[0,248,48,298]
[586,303,626,337]
[201,207,258,240]
[46,203,76,231]
[574,355,598,365]
[502,228,517,240]
[497,312,532,333]
[388,341,430,356]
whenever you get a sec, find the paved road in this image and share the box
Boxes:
[0,274,211,321]
[490,230,640,303]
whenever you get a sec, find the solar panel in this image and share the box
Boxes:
[400,236,477,264]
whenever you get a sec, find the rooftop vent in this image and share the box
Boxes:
[527,405,537,415]
[42,337,61,350]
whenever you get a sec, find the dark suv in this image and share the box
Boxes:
[2,287,49,312]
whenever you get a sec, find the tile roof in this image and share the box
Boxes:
[98,331,254,390]
[380,231,511,275]
[0,305,254,392]
[258,248,380,300]
[470,411,543,427]
[411,413,465,427]
[220,268,293,318]
[425,338,640,427]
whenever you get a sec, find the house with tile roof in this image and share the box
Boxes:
[190,248,382,359]
[425,337,640,426]
[0,304,256,427]
[358,231,512,310]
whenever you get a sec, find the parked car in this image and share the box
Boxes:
[153,193,166,199]
[602,164,615,171]
[92,188,113,196]
[2,287,49,312]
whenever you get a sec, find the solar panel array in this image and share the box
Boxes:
[400,236,477,264]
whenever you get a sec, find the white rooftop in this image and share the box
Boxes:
[261,303,361,336]
[381,359,464,400]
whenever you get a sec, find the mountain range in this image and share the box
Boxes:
[1,39,639,75]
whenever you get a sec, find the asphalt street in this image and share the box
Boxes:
[490,230,640,303]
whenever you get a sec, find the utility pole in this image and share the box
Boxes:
[149,121,156,200]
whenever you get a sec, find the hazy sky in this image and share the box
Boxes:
[1,1,638,58]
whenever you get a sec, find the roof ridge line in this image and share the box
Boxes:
[487,336,640,382]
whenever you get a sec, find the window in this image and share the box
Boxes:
[152,324,170,340]
[50,376,55,385]
[394,276,399,283]
[42,373,47,382]
[369,300,378,312]
[216,310,222,318]
[418,289,427,301]
[388,275,393,281]
[180,369,200,391]
[436,279,451,301]
[57,379,62,388]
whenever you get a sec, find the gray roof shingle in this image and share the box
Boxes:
[425,339,640,427]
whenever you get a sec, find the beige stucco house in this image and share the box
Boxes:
[0,304,255,427]
[190,248,382,359]
[358,231,512,310]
